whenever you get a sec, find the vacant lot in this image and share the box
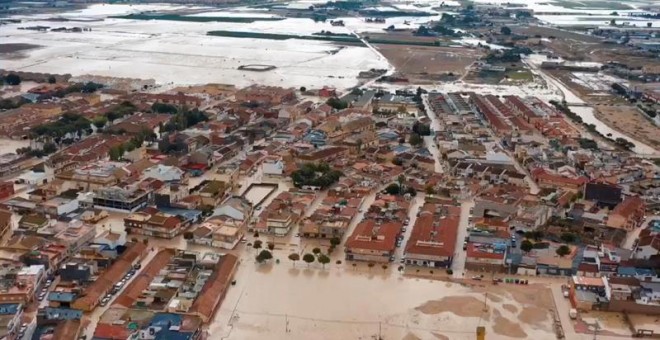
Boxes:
[595,104,660,149]
[377,44,481,83]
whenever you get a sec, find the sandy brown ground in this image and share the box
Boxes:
[376,44,481,83]
[627,314,660,334]
[594,104,660,148]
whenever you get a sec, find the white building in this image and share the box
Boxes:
[142,165,184,182]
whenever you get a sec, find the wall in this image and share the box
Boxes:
[606,300,660,315]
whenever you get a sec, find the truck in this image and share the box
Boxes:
[569,308,578,319]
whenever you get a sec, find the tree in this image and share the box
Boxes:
[409,133,423,147]
[382,264,388,271]
[500,26,512,35]
[267,242,275,251]
[610,19,616,26]
[560,232,576,243]
[47,75,56,84]
[425,185,435,195]
[385,183,401,195]
[556,245,571,257]
[93,116,108,129]
[326,97,348,110]
[303,253,315,267]
[4,74,21,86]
[288,253,300,267]
[520,240,533,253]
[253,240,263,252]
[318,254,330,269]
[256,250,273,263]
[367,262,375,271]
[330,237,341,247]
[312,247,321,256]
[299,86,307,92]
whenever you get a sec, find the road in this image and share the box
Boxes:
[451,199,474,278]
[82,246,161,340]
[420,94,445,174]
[549,283,628,340]
[622,215,657,250]
[394,194,424,262]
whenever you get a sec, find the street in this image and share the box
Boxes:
[421,94,445,174]
[451,199,474,278]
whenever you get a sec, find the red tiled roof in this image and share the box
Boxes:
[405,209,459,258]
[93,324,131,340]
[612,196,644,219]
[345,219,400,252]
[189,254,239,322]
[466,243,505,260]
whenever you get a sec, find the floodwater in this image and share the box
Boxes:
[242,185,276,207]
[568,106,657,155]
[0,138,30,154]
[208,259,556,340]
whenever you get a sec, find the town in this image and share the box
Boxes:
[0,0,659,340]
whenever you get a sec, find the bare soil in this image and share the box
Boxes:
[415,296,489,318]
[493,309,528,338]
[595,104,660,148]
[377,44,481,83]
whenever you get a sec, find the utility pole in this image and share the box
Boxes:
[592,319,600,340]
[378,321,382,340]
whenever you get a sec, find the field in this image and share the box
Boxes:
[208,258,558,340]
[377,44,481,83]
[594,104,660,149]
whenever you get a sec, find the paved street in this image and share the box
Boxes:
[421,94,445,174]
[83,245,161,340]
[451,199,474,278]
[394,194,424,262]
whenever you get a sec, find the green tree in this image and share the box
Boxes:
[4,74,21,86]
[556,245,571,257]
[267,242,275,251]
[92,116,108,129]
[409,133,423,147]
[385,183,401,195]
[288,253,300,267]
[520,240,533,253]
[560,232,576,243]
[312,247,321,256]
[253,239,263,253]
[425,185,435,195]
[299,86,307,92]
[500,26,512,35]
[326,97,348,110]
[256,249,273,263]
[610,19,616,26]
[367,262,375,271]
[330,237,341,247]
[303,253,315,267]
[318,254,330,269]
[47,75,56,84]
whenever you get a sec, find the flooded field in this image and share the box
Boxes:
[209,260,557,340]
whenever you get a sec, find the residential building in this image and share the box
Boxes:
[404,205,459,268]
[607,196,645,231]
[124,210,184,239]
[345,220,400,263]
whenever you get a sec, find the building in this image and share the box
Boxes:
[607,196,645,231]
[71,242,147,312]
[345,220,400,263]
[404,205,459,268]
[124,210,184,239]
[0,181,14,200]
[92,185,151,212]
[0,303,22,340]
[235,85,295,105]
[189,219,244,250]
